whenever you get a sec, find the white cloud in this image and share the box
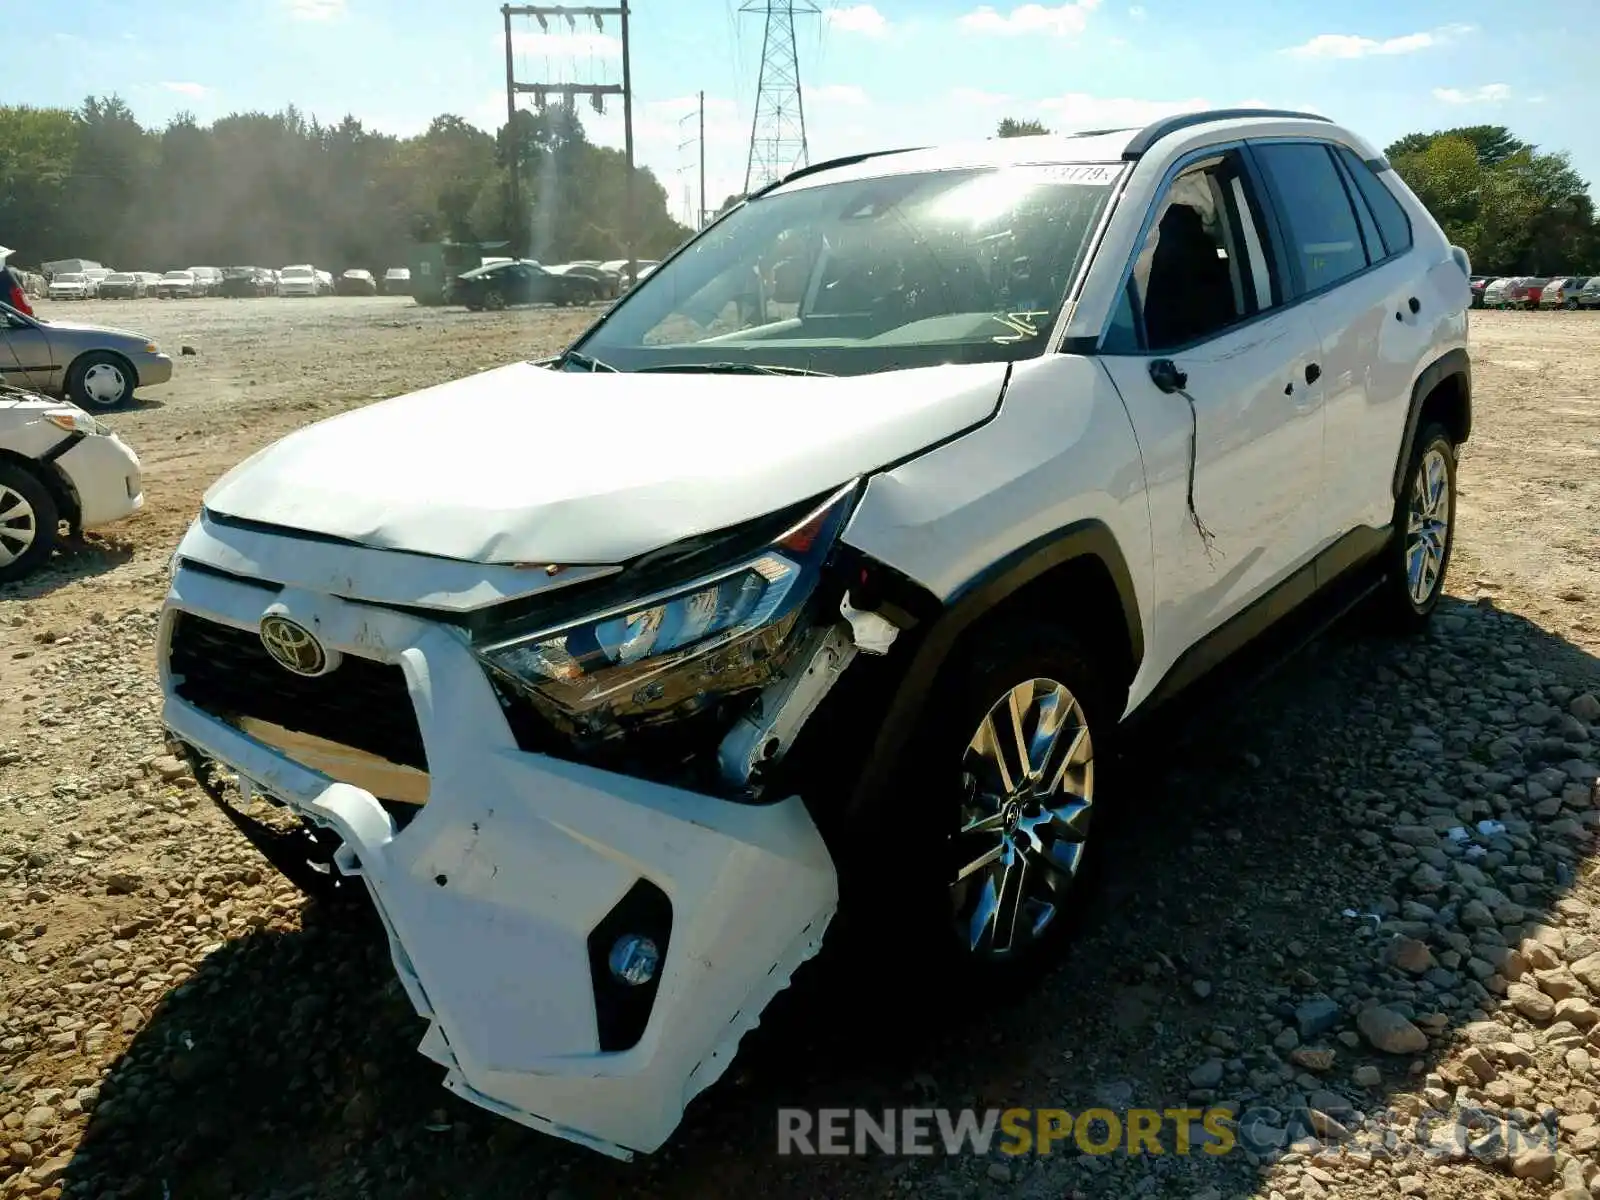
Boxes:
[1128,4,1146,18]
[950,87,1012,107]
[285,0,346,19]
[1433,83,1512,105]
[506,30,622,58]
[1284,23,1474,59]
[1037,92,1208,129]
[160,81,209,98]
[959,0,1102,37]
[825,4,889,35]
[811,84,869,106]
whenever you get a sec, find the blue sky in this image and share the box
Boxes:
[13,0,1600,225]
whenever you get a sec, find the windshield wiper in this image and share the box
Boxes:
[634,361,834,377]
[551,348,618,372]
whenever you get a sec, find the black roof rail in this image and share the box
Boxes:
[748,145,930,199]
[1122,108,1332,159]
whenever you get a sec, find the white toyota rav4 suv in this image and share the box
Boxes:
[157,109,1471,1159]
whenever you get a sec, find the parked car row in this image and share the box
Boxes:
[1473,274,1600,310]
[97,272,166,298]
[451,258,658,310]
[48,268,160,300]
[36,262,415,300]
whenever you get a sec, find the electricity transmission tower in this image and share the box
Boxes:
[501,3,635,267]
[740,0,819,194]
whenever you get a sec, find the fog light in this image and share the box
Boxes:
[608,934,660,986]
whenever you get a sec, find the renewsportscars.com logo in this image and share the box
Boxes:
[778,1107,1236,1157]
[776,1105,1563,1161]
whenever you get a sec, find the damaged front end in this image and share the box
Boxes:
[158,482,903,1158]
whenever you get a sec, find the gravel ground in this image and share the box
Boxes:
[1,301,1598,1200]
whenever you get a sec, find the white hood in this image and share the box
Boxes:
[203,359,1008,564]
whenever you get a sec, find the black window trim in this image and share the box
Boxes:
[1094,141,1291,356]
[1244,136,1409,305]
[1046,161,1136,354]
[1333,144,1414,260]
[1328,144,1385,267]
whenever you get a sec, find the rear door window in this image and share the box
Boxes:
[1250,142,1368,295]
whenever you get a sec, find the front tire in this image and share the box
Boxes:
[1376,422,1457,631]
[483,289,507,311]
[847,621,1112,994]
[1566,299,1579,310]
[0,464,59,584]
[67,351,134,409]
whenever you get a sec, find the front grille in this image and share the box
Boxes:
[168,613,427,770]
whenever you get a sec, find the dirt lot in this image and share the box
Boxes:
[1,300,1599,1200]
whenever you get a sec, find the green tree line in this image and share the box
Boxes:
[996,117,1599,276]
[0,96,691,272]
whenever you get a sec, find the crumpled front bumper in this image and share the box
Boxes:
[159,563,838,1158]
[57,432,143,528]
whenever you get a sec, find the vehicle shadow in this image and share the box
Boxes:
[55,597,1600,1200]
[0,533,134,601]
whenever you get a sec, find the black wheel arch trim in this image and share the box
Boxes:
[0,447,80,529]
[839,518,1142,823]
[1392,348,1471,497]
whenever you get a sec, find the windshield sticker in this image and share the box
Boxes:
[989,310,1054,344]
[1029,163,1122,186]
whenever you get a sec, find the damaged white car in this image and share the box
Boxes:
[158,109,1472,1158]
[1,386,144,582]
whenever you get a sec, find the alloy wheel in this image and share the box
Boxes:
[0,483,38,568]
[1405,446,1451,606]
[951,677,1094,960]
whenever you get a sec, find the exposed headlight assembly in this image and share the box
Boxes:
[44,407,112,437]
[475,483,858,737]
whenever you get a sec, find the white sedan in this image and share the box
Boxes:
[0,388,143,582]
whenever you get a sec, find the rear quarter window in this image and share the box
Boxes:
[1336,147,1414,257]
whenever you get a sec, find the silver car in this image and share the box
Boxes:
[1,301,174,409]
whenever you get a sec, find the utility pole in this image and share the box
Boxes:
[740,1,819,194]
[677,90,708,230]
[620,1,635,282]
[502,5,520,255]
[501,4,634,266]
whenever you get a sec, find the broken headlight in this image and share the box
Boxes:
[474,485,857,740]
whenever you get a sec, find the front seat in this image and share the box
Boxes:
[1143,203,1234,350]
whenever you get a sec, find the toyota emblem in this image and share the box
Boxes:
[259,614,329,676]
